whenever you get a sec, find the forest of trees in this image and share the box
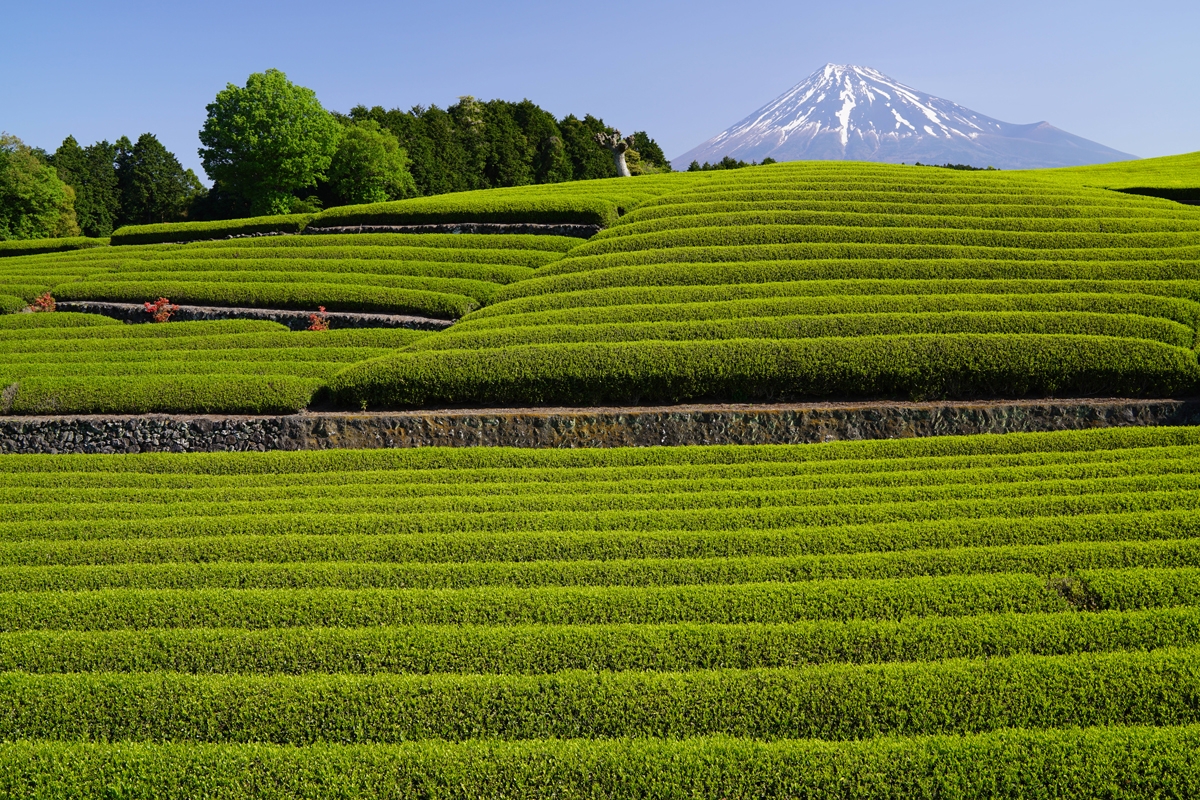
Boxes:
[0,70,673,240]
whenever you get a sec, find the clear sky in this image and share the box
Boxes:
[3,0,1196,181]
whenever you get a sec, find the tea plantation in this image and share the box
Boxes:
[1,154,1200,796]
[2,155,1199,414]
[2,427,1200,795]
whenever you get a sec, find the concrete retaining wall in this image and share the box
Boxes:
[1,397,1197,455]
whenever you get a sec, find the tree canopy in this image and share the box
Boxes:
[0,133,79,240]
[199,69,342,216]
[326,121,416,205]
[116,134,204,225]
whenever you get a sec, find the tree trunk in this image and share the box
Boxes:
[612,149,631,178]
[596,131,636,178]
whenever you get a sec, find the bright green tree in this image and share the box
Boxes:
[326,121,416,205]
[0,133,80,240]
[199,69,342,215]
[115,134,203,225]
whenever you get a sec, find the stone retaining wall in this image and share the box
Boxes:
[1,398,1197,455]
[55,302,454,331]
[303,223,602,238]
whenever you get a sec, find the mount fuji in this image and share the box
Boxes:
[673,64,1136,170]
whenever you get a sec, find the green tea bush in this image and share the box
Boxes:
[330,335,1200,409]
[109,214,315,246]
[0,237,108,257]
[55,280,477,318]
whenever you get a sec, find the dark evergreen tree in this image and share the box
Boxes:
[50,136,120,237]
[116,133,202,225]
[630,131,670,170]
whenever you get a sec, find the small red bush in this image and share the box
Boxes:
[144,297,179,323]
[307,306,330,332]
[29,292,56,313]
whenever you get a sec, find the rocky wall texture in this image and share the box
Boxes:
[303,223,602,238]
[1,398,1197,455]
[55,302,454,331]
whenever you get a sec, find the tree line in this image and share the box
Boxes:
[1,69,671,240]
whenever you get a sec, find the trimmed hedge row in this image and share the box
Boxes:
[0,296,26,314]
[414,312,1196,351]
[105,257,536,284]
[13,474,1198,525]
[0,725,1196,799]
[0,328,427,354]
[197,232,584,253]
[63,246,563,268]
[0,648,1197,742]
[2,538,1196,588]
[618,199,1200,225]
[596,210,1200,239]
[463,287,1200,326]
[8,499,1199,550]
[88,270,502,303]
[54,280,477,318]
[109,215,315,246]
[0,237,108,257]
[0,376,319,415]
[541,243,1200,276]
[329,335,1200,409]
[6,451,1195,502]
[497,261,1200,301]
[310,195,622,228]
[0,312,122,332]
[2,607,1198,675]
[0,574,1070,629]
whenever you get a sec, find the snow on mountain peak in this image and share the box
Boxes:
[674,64,1136,170]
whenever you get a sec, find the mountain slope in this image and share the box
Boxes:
[674,64,1137,170]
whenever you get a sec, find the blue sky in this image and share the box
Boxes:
[3,0,1196,180]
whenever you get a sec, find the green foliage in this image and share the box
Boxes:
[347,101,629,197]
[109,214,314,245]
[413,312,1196,352]
[55,279,477,318]
[310,192,621,228]
[0,133,80,240]
[0,236,107,257]
[0,726,1198,799]
[48,137,121,237]
[199,69,343,215]
[115,134,204,225]
[2,648,1200,742]
[1,375,318,414]
[327,121,416,205]
[331,334,1199,409]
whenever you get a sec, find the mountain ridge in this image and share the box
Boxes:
[673,64,1137,170]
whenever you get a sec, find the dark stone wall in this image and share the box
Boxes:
[55,302,453,331]
[1,398,1198,455]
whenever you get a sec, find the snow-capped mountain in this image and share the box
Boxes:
[673,64,1136,170]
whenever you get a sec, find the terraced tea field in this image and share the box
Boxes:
[1,154,1198,413]
[0,427,1197,795]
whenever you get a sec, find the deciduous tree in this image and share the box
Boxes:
[327,121,416,205]
[0,133,79,240]
[199,69,342,215]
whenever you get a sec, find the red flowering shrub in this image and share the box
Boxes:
[29,292,56,313]
[144,297,179,323]
[307,306,330,332]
